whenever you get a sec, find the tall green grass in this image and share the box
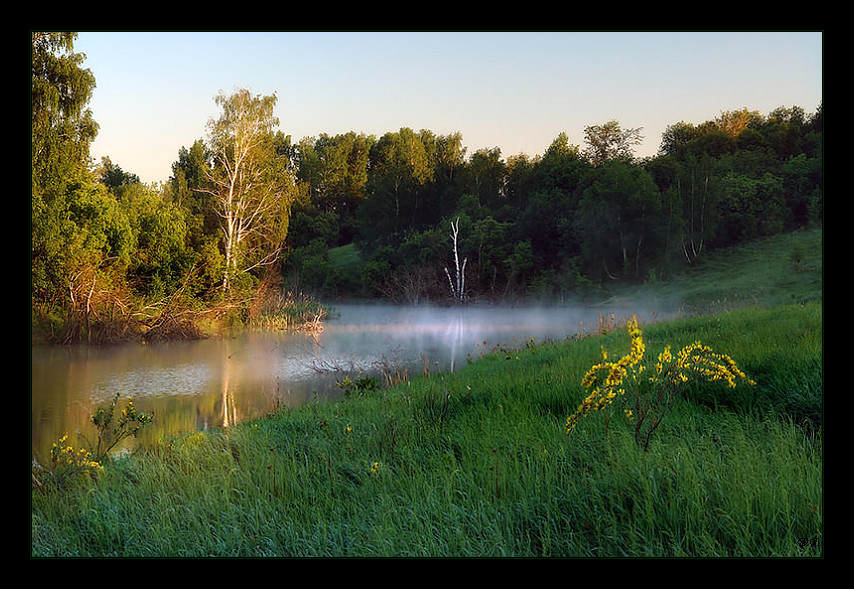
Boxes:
[31,230,822,557]
[32,301,822,557]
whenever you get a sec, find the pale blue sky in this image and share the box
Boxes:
[74,31,823,184]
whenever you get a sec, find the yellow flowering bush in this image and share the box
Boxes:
[49,435,102,470]
[89,393,154,462]
[566,317,754,450]
[32,435,103,490]
[34,394,154,491]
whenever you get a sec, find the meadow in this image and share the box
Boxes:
[31,229,822,558]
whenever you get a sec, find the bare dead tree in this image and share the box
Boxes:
[444,217,467,303]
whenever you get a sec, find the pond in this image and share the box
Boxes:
[31,302,666,462]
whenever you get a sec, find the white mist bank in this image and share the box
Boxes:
[314,301,672,372]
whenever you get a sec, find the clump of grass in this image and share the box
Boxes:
[645,303,822,429]
[248,287,329,332]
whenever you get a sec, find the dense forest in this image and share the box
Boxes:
[31,32,823,344]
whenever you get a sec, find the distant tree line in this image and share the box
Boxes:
[31,33,822,343]
[285,106,821,302]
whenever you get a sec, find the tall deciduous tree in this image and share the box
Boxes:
[360,128,433,245]
[31,32,97,188]
[31,32,99,308]
[583,120,643,166]
[168,140,211,216]
[419,130,466,222]
[204,88,295,293]
[659,121,700,157]
[576,160,661,280]
[299,132,373,214]
[666,153,722,264]
[465,147,506,210]
[98,156,140,190]
[714,108,761,138]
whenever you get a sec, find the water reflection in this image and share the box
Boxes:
[31,302,662,461]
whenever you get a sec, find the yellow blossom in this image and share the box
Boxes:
[565,315,753,448]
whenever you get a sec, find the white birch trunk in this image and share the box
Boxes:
[444,217,467,303]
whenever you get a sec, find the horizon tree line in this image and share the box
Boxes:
[32,32,822,342]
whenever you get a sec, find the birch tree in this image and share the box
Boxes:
[204,89,294,292]
[444,217,467,303]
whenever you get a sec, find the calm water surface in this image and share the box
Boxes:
[31,303,662,460]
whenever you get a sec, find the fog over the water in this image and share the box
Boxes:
[311,302,668,373]
[31,300,671,459]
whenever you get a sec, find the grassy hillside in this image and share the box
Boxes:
[31,230,823,558]
[616,228,822,314]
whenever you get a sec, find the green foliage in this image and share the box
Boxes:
[32,31,822,335]
[31,33,97,191]
[117,183,195,297]
[716,172,788,245]
[287,103,821,300]
[98,156,140,189]
[206,88,295,293]
[32,32,100,310]
[576,161,663,281]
